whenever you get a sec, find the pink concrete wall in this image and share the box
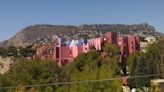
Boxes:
[82,43,90,53]
[53,47,57,60]
[78,45,83,54]
[127,35,140,54]
[105,32,117,44]
[90,37,102,51]
[60,46,70,58]
[117,36,129,63]
[117,36,128,53]
[53,32,140,66]
[71,45,79,58]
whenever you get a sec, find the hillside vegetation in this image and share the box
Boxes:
[0,38,164,91]
[0,43,121,92]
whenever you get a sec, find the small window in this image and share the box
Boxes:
[119,51,121,55]
[85,48,87,50]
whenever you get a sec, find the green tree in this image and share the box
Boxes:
[0,59,60,92]
[7,46,18,57]
[128,39,164,89]
[0,47,7,56]
[60,50,121,92]
[19,46,36,57]
[128,52,149,88]
[0,43,123,92]
[103,43,120,58]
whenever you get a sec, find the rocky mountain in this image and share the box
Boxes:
[0,23,157,47]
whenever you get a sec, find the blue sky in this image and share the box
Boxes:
[0,0,164,41]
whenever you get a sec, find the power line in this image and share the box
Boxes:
[0,74,161,89]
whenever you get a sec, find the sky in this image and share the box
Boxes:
[0,0,164,41]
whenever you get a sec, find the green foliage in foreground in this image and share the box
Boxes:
[0,47,7,56]
[0,59,61,92]
[58,50,121,92]
[128,39,164,88]
[0,43,121,92]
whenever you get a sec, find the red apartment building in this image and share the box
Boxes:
[34,31,140,86]
[53,37,103,66]
[105,32,140,81]
[105,31,117,44]
[35,32,140,67]
[105,32,140,63]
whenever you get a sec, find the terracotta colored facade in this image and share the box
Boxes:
[35,32,140,66]
[35,32,140,85]
[105,32,117,44]
[90,37,102,51]
[127,35,140,54]
[53,32,140,66]
[117,36,129,63]
[106,32,140,63]
[53,37,103,66]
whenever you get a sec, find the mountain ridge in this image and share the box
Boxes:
[0,23,157,47]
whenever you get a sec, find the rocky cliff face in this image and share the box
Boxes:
[0,23,157,47]
[0,56,14,74]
